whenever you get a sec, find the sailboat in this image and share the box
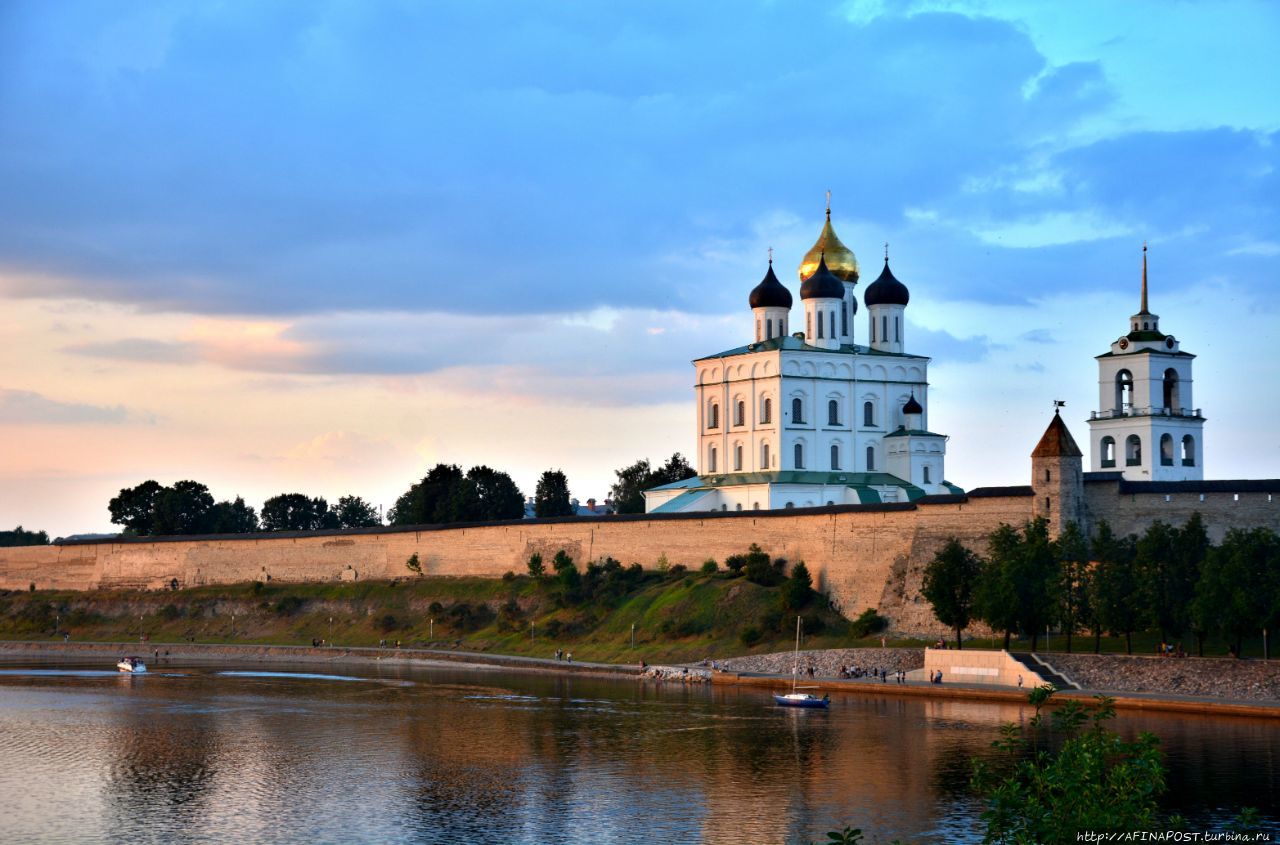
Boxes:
[773,616,829,709]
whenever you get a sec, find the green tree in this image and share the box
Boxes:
[1135,520,1184,643]
[781,560,814,612]
[208,496,260,534]
[405,553,422,576]
[387,464,464,525]
[0,526,51,546]
[331,495,380,528]
[977,523,1022,650]
[742,543,780,586]
[609,453,696,514]
[526,552,545,579]
[1053,521,1091,654]
[922,537,982,649]
[466,466,525,521]
[108,479,165,535]
[261,493,330,531]
[1092,521,1143,654]
[534,469,575,517]
[1017,518,1060,652]
[973,690,1170,843]
[151,480,216,535]
[1194,527,1280,656]
[552,549,581,604]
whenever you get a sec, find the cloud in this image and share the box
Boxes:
[64,338,199,364]
[0,389,153,425]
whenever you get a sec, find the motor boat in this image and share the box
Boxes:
[117,656,147,673]
[773,692,829,709]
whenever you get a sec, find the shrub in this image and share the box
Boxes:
[406,553,422,576]
[700,559,718,574]
[543,619,563,638]
[159,604,184,621]
[527,552,544,579]
[668,564,687,578]
[781,561,814,611]
[800,611,826,636]
[724,554,747,575]
[428,601,444,614]
[850,608,888,638]
[274,595,305,616]
[377,614,399,633]
[656,553,670,574]
[502,570,516,582]
[744,544,781,586]
[739,626,763,647]
[251,580,266,596]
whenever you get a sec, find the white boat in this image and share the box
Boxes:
[117,657,147,673]
[773,616,829,709]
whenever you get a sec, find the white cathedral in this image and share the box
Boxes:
[644,205,960,513]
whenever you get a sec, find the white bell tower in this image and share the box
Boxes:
[1087,245,1205,481]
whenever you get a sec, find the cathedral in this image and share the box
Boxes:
[645,202,960,513]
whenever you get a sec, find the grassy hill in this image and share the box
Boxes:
[0,561,893,663]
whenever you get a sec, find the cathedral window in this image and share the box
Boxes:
[761,443,770,468]
[841,303,848,335]
[866,445,876,471]
[734,444,743,471]
[794,443,805,469]
[830,444,840,470]
[817,313,824,339]
[734,400,745,427]
[1160,434,1174,466]
[882,315,888,344]
[807,313,813,338]
[829,311,836,339]
[828,400,840,426]
[863,401,875,427]
[1115,370,1134,414]
[756,319,761,341]
[1125,434,1142,466]
[708,446,717,473]
[766,318,773,340]
[1101,436,1116,468]
[791,397,804,423]
[707,402,719,429]
[895,317,900,343]
[923,466,931,484]
[1182,435,1196,466]
[761,397,772,424]
[1162,368,1180,412]
[870,318,876,343]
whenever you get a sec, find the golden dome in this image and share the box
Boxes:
[798,209,859,284]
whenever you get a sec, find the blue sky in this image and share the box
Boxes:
[1,0,1278,536]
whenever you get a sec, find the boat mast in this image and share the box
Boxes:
[792,615,801,693]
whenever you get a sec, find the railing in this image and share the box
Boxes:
[1090,407,1202,420]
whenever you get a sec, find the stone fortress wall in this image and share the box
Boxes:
[3,478,1276,636]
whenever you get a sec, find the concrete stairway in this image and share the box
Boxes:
[1009,652,1080,690]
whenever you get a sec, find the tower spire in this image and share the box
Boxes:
[1140,242,1149,314]
[825,189,831,220]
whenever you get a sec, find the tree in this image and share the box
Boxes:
[331,495,381,528]
[1017,518,1060,653]
[108,480,165,535]
[534,469,575,517]
[526,552,545,579]
[552,549,581,604]
[387,464,464,525]
[1053,521,1091,654]
[742,543,780,586]
[466,466,525,521]
[208,496,260,534]
[781,561,814,612]
[922,537,982,649]
[261,493,330,531]
[0,526,50,547]
[1092,521,1143,654]
[1194,527,1280,657]
[609,453,696,514]
[151,480,216,535]
[406,553,422,576]
[977,524,1022,650]
[1135,520,1185,643]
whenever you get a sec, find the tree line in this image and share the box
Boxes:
[922,513,1280,657]
[104,452,696,536]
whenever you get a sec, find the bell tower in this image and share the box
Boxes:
[1086,245,1205,481]
[1032,404,1084,535]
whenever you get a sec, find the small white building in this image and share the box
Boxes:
[645,206,960,513]
[1086,246,1205,481]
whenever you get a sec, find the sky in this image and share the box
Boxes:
[1,0,1278,538]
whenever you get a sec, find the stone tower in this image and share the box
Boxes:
[1032,408,1084,535]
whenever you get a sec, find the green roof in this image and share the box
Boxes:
[883,428,946,439]
[695,336,928,362]
[646,470,935,502]
[1096,348,1195,359]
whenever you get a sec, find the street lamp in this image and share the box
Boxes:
[328,616,333,645]
[631,622,636,648]
[429,618,434,640]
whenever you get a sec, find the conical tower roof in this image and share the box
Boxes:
[798,205,858,283]
[1031,411,1083,458]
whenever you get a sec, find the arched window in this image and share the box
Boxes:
[841,303,848,336]
[756,319,761,341]
[1160,433,1174,466]
[870,317,876,343]
[882,315,888,344]
[807,313,813,338]
[863,401,875,427]
[735,503,742,511]
[708,445,717,473]
[1182,435,1196,466]
[1115,370,1134,414]
[895,317,900,343]
[866,445,876,471]
[828,400,840,426]
[765,318,772,340]
[923,466,931,484]
[761,442,770,469]
[734,444,743,471]
[816,311,824,339]
[707,402,719,429]
[1045,469,1052,482]
[761,397,772,424]
[830,443,840,470]
[1163,368,1180,412]
[791,397,804,423]
[829,311,836,339]
[794,443,805,469]
[1125,434,1142,466]
[734,400,745,427]
[1101,436,1116,468]
[752,501,760,510]
[785,502,795,509]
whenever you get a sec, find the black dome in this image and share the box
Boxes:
[799,254,845,300]
[748,261,793,309]
[902,394,923,415]
[865,259,910,306]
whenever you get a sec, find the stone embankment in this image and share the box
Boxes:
[718,647,924,677]
[1046,652,1280,701]
[642,665,712,684]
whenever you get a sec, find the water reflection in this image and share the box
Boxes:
[0,661,1275,844]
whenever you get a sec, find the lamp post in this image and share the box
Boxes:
[530,621,535,640]
[429,618,434,640]
[631,622,636,648]
[328,616,333,645]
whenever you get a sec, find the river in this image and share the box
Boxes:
[0,657,1275,843]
